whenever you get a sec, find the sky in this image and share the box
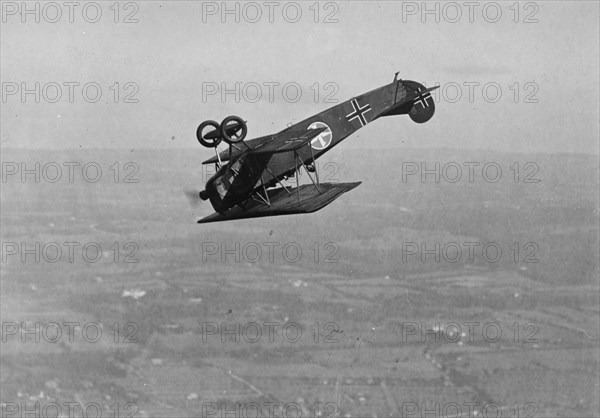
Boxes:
[1,0,599,154]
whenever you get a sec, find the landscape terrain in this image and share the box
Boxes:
[1,146,598,417]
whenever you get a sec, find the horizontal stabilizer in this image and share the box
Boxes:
[197,182,360,224]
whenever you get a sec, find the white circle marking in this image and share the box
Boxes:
[308,122,333,150]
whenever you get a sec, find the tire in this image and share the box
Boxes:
[196,120,222,147]
[220,115,247,144]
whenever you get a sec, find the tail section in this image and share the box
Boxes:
[378,80,438,124]
[404,81,438,124]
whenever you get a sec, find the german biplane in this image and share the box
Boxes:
[192,73,438,224]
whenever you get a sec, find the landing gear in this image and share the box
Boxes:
[196,120,222,148]
[195,116,247,147]
[196,115,248,167]
[220,116,247,144]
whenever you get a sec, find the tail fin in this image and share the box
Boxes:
[377,81,438,123]
[404,81,438,124]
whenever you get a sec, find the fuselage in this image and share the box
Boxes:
[204,78,428,213]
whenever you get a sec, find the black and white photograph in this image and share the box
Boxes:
[1,1,599,417]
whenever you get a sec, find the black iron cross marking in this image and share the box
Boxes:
[413,88,432,108]
[346,98,371,127]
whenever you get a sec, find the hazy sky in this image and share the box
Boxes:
[1,1,599,154]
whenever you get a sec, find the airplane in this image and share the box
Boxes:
[191,73,438,224]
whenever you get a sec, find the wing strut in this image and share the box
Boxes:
[213,148,222,168]
[296,160,301,204]
[292,143,322,205]
[393,71,402,104]
[296,153,320,192]
[252,175,271,206]
[265,167,291,195]
[309,143,320,187]
[257,177,271,206]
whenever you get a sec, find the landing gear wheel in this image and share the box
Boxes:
[196,120,222,148]
[220,116,247,145]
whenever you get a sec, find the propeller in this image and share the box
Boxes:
[184,188,203,207]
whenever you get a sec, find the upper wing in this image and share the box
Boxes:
[197,182,361,224]
[202,127,327,164]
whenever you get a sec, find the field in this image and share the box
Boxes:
[1,146,598,417]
